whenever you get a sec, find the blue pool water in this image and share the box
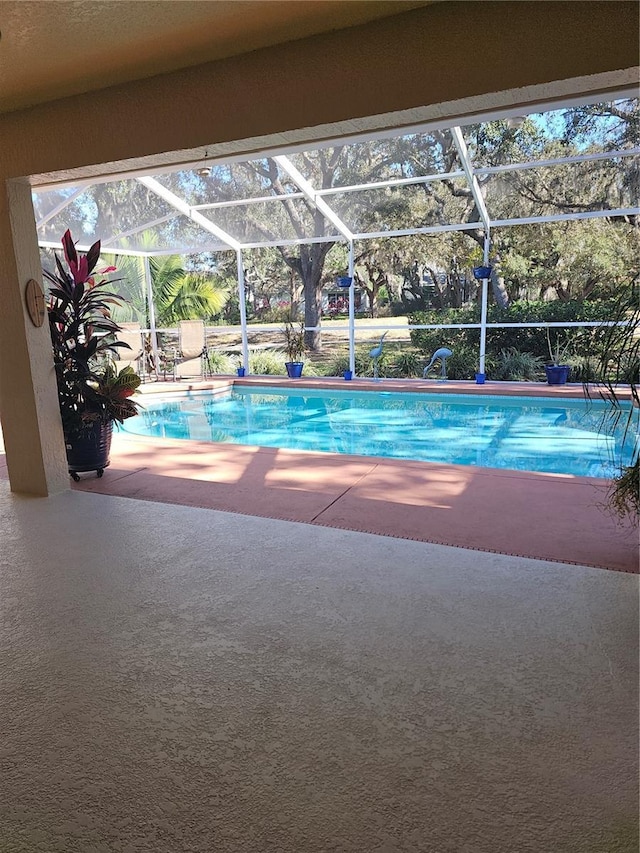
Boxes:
[122,387,638,478]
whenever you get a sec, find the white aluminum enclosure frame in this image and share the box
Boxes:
[33,102,640,378]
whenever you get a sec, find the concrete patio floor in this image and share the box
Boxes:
[64,432,637,573]
[0,379,637,850]
[0,483,638,852]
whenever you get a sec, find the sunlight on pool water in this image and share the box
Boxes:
[123,388,638,478]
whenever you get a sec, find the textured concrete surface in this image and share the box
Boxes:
[0,483,638,852]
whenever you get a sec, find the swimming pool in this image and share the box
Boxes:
[123,386,638,478]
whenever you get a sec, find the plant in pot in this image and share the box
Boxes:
[584,285,639,521]
[44,230,142,480]
[281,314,306,378]
[544,328,571,385]
[335,271,353,289]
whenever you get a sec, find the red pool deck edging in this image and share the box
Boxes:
[137,376,630,401]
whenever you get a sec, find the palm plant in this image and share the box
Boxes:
[112,230,231,327]
[103,253,147,324]
[150,255,229,325]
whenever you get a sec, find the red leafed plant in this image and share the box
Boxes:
[44,230,141,437]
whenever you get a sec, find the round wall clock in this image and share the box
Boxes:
[25,278,46,327]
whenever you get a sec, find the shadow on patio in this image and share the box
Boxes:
[10,431,633,574]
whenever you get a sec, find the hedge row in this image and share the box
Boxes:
[408,299,619,363]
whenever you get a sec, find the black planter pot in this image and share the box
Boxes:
[65,420,113,480]
[285,362,304,378]
[545,364,570,385]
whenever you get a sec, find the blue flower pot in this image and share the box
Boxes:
[237,367,246,377]
[472,266,493,280]
[343,369,353,380]
[475,373,486,384]
[545,365,570,385]
[66,420,112,478]
[285,362,304,378]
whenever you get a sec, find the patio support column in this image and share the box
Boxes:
[478,233,491,376]
[237,249,249,372]
[348,241,355,376]
[0,178,69,495]
[143,255,160,378]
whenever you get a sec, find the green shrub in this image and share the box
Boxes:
[391,351,424,378]
[248,349,286,375]
[569,356,598,384]
[492,348,543,381]
[617,351,640,385]
[247,348,319,377]
[205,351,234,374]
[298,361,318,377]
[443,345,482,380]
[409,299,619,366]
[409,306,480,354]
[325,349,374,378]
[608,462,640,520]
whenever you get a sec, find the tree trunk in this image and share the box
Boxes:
[369,290,378,319]
[489,254,510,308]
[360,284,378,318]
[279,241,334,351]
[288,268,303,315]
[303,276,323,351]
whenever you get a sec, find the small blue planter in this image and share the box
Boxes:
[343,369,353,381]
[237,367,246,377]
[545,365,570,385]
[475,373,486,385]
[337,276,352,288]
[472,266,493,280]
[286,362,304,378]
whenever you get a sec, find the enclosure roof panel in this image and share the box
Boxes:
[33,98,640,257]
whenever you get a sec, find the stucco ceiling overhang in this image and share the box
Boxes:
[0,0,432,114]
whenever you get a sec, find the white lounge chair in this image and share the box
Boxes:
[174,320,207,379]
[114,322,144,377]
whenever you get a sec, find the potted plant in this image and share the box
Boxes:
[281,314,306,378]
[336,274,353,288]
[234,355,246,377]
[544,328,571,385]
[44,230,142,479]
[472,265,493,280]
[585,286,639,520]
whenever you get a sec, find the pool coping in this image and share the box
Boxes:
[136,376,635,401]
